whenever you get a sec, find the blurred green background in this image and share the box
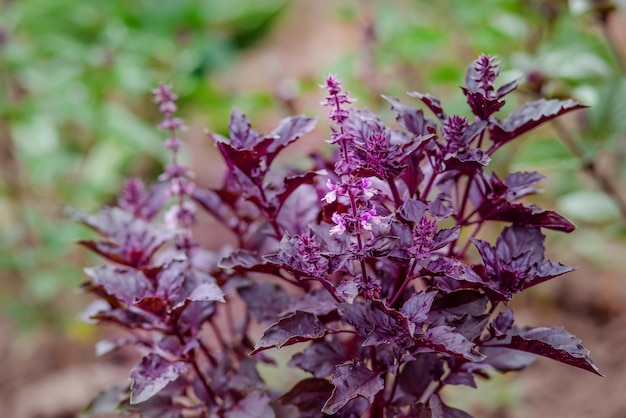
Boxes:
[1,0,626,416]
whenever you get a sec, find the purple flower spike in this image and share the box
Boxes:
[472,54,500,97]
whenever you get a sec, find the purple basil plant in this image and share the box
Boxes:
[75,54,600,418]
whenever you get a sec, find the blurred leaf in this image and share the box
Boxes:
[512,137,577,170]
[583,78,626,146]
[558,190,621,224]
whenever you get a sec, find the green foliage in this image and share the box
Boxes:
[0,0,286,330]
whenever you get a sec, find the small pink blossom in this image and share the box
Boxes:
[329,213,347,235]
[323,179,339,203]
[359,206,381,231]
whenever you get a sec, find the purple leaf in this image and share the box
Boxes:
[428,194,455,219]
[395,354,444,404]
[228,358,265,392]
[491,310,514,337]
[322,363,384,414]
[278,378,333,414]
[155,260,186,303]
[252,311,326,354]
[283,289,336,317]
[227,108,262,150]
[503,171,545,201]
[191,187,234,226]
[431,227,460,250]
[289,339,350,378]
[225,391,275,418]
[185,282,225,303]
[220,249,283,277]
[407,91,447,120]
[266,115,317,162]
[527,260,576,289]
[429,394,474,418]
[238,282,291,324]
[462,89,505,120]
[487,326,602,376]
[423,326,485,361]
[118,179,170,221]
[84,265,152,306]
[472,226,575,299]
[401,291,437,326]
[382,95,437,136]
[443,372,476,388]
[488,204,576,232]
[490,99,586,145]
[338,300,411,346]
[495,77,522,99]
[75,208,174,268]
[397,199,428,224]
[475,347,536,373]
[129,354,187,404]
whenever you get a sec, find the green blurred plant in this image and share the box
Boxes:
[0,0,286,331]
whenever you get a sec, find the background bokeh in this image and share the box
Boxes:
[1,0,626,416]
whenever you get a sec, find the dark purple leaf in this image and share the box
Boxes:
[397,199,428,224]
[278,378,333,413]
[118,179,170,222]
[407,91,447,120]
[177,300,216,336]
[283,289,337,317]
[225,391,275,418]
[155,260,186,303]
[487,326,602,376]
[336,280,359,304]
[84,265,152,306]
[431,227,460,251]
[526,261,576,289]
[491,310,514,337]
[475,347,536,373]
[429,394,474,418]
[430,290,488,317]
[428,194,455,219]
[266,115,317,162]
[462,89,505,120]
[252,311,327,354]
[443,372,476,388]
[382,95,437,136]
[401,291,437,326]
[228,358,265,391]
[423,326,484,361]
[490,99,586,144]
[238,282,291,324]
[220,249,283,277]
[472,226,575,299]
[487,204,576,232]
[227,109,262,150]
[322,363,384,414]
[289,339,350,377]
[191,187,233,225]
[75,208,173,268]
[395,354,444,405]
[129,354,187,404]
[503,171,545,201]
[277,185,322,236]
[495,77,522,99]
[185,282,225,304]
[338,300,411,346]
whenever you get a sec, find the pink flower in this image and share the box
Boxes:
[329,213,347,235]
[323,179,339,203]
[359,205,381,231]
